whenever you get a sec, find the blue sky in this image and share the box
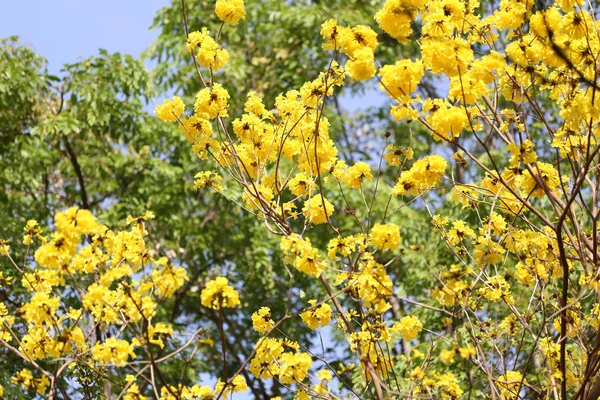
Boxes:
[0,0,167,75]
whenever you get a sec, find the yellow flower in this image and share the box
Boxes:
[278,351,313,384]
[11,369,50,395]
[124,383,148,400]
[440,348,456,365]
[411,155,448,187]
[186,28,229,70]
[343,161,373,189]
[320,19,341,50]
[370,223,401,251]
[281,234,325,277]
[380,59,424,98]
[459,346,476,359]
[478,275,513,303]
[421,37,474,77]
[393,315,423,340]
[215,0,246,25]
[507,139,537,166]
[200,277,240,309]
[338,25,378,58]
[194,171,223,192]
[516,162,561,198]
[185,385,214,400]
[375,0,422,44]
[252,307,274,334]
[0,240,9,256]
[422,99,469,141]
[345,48,376,81]
[300,300,333,329]
[92,338,136,366]
[392,171,420,196]
[23,220,45,245]
[156,96,185,122]
[384,145,413,166]
[288,173,314,197]
[194,83,230,119]
[302,195,334,225]
[214,375,248,397]
[317,369,333,381]
[447,220,476,246]
[497,371,526,400]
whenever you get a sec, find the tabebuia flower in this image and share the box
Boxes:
[215,0,246,25]
[155,96,185,122]
[200,276,241,309]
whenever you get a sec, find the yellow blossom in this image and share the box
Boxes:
[215,0,246,25]
[200,277,241,309]
[156,96,185,122]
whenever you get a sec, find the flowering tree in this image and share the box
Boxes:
[2,0,600,399]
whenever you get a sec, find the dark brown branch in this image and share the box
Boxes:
[63,137,90,209]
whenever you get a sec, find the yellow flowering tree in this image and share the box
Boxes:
[5,0,600,399]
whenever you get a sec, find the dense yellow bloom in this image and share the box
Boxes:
[482,212,507,236]
[186,28,229,70]
[440,348,456,365]
[451,185,479,208]
[343,161,373,188]
[392,170,420,196]
[434,372,464,400]
[348,324,393,377]
[516,162,561,198]
[124,383,148,400]
[553,309,581,338]
[479,275,513,303]
[447,220,476,246]
[92,338,136,366]
[183,385,214,400]
[507,139,537,166]
[288,173,314,197]
[21,292,60,326]
[345,47,376,81]
[421,37,474,77]
[252,307,274,333]
[338,25,378,58]
[194,83,230,119]
[243,184,274,210]
[215,0,246,25]
[393,315,423,340]
[380,59,424,98]
[448,71,489,104]
[145,323,174,349]
[294,244,323,277]
[156,96,185,122]
[375,0,423,44]
[473,236,506,265]
[423,98,469,141]
[278,351,313,384]
[250,337,286,379]
[200,277,240,309]
[370,223,401,251]
[302,195,334,225]
[410,155,448,188]
[300,300,332,329]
